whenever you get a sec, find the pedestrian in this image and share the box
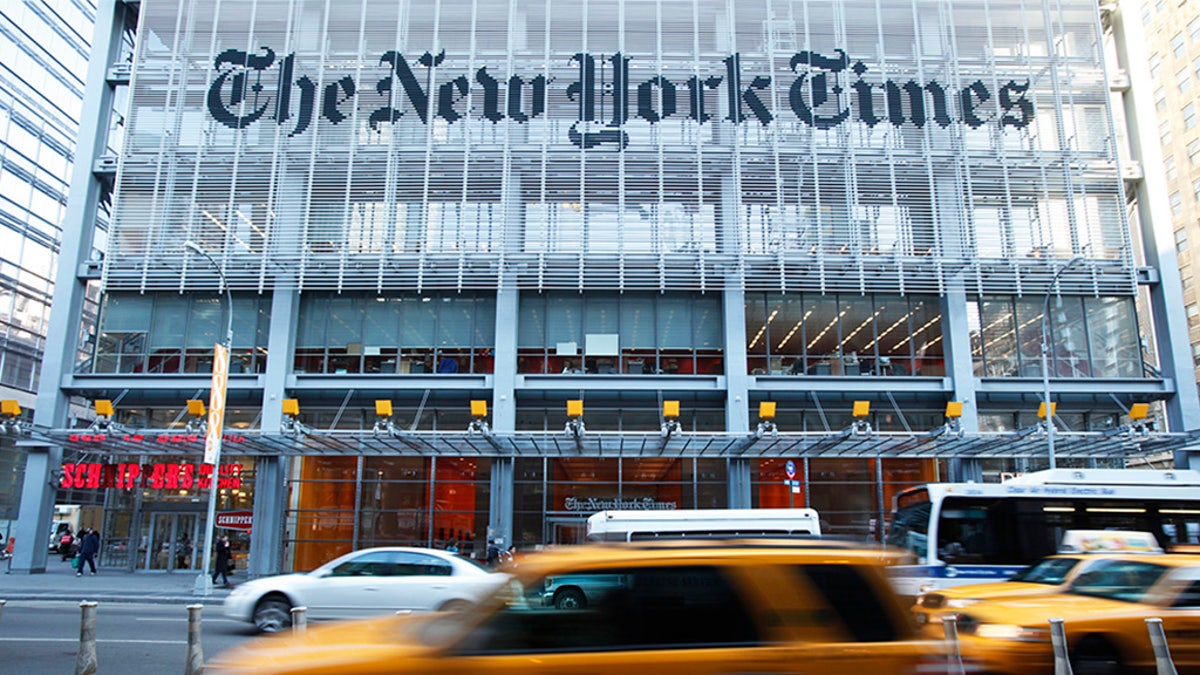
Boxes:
[76,528,99,576]
[445,538,459,554]
[59,529,74,562]
[485,538,503,568]
[212,535,232,587]
[176,534,192,569]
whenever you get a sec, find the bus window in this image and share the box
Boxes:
[936,505,993,564]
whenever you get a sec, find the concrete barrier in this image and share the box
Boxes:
[74,601,98,675]
[185,604,204,675]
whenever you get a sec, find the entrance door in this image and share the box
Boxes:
[139,513,200,571]
[547,519,587,545]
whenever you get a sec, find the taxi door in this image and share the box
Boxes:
[427,564,800,675]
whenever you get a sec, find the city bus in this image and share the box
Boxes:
[885,468,1200,597]
[586,508,822,542]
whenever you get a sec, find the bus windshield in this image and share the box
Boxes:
[884,489,930,557]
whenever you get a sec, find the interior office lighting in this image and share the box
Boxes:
[1042,506,1076,512]
[1085,507,1147,514]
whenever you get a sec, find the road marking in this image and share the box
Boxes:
[0,637,187,645]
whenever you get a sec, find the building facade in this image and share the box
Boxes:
[11,0,1200,575]
[0,1,119,542]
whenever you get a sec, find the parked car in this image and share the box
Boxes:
[209,539,950,674]
[223,547,506,632]
[950,554,1200,674]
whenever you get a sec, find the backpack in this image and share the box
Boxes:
[60,533,72,546]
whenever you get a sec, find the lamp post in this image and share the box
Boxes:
[1040,256,1083,470]
[185,241,233,596]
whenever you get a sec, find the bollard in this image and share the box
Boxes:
[1049,618,1073,675]
[291,606,307,635]
[75,601,98,675]
[1146,618,1179,675]
[941,616,966,675]
[185,604,205,675]
[0,599,6,623]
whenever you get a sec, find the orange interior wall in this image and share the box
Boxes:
[432,458,477,545]
[293,457,357,571]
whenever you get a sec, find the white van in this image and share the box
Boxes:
[585,508,822,542]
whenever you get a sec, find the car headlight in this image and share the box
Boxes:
[974,623,1050,642]
[945,598,980,609]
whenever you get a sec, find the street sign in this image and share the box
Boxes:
[785,460,796,480]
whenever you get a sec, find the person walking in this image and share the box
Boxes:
[59,529,74,562]
[76,528,99,576]
[212,535,232,587]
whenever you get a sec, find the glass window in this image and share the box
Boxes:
[1180,69,1193,94]
[1172,191,1184,216]
[1179,228,1191,253]
[1189,139,1200,164]
[1191,16,1200,41]
[1166,155,1177,180]
[1173,32,1186,58]
[455,565,759,654]
[1186,103,1197,128]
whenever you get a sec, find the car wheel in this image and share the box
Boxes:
[439,599,472,612]
[253,595,293,633]
[1070,636,1123,675]
[554,588,586,610]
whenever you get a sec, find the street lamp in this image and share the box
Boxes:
[184,241,233,596]
[1040,256,1084,470]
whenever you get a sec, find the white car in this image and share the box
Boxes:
[223,546,505,632]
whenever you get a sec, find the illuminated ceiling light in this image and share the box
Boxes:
[1085,507,1146,514]
[1042,506,1075,512]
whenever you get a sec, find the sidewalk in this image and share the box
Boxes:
[1,558,235,605]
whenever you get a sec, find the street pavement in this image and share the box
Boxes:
[1,557,236,605]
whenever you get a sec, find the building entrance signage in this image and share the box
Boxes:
[206,48,1034,149]
[59,462,244,491]
[563,496,678,512]
[216,510,254,532]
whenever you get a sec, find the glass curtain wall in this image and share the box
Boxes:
[745,292,943,376]
[90,292,272,374]
[967,295,1142,378]
[286,456,491,571]
[294,292,496,374]
[518,291,724,375]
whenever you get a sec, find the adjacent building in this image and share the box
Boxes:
[11,0,1200,575]
[0,1,113,544]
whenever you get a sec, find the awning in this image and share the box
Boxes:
[24,424,1199,461]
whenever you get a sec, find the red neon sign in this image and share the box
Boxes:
[59,462,243,490]
[66,433,246,444]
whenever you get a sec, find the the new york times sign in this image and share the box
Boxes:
[206,47,1034,149]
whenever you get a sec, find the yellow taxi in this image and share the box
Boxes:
[913,530,1166,630]
[208,539,949,674]
[949,553,1200,674]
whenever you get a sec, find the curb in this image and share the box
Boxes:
[0,593,231,605]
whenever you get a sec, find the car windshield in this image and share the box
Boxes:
[1066,560,1168,603]
[1009,558,1080,585]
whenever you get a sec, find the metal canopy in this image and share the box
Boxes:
[29,425,1198,462]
